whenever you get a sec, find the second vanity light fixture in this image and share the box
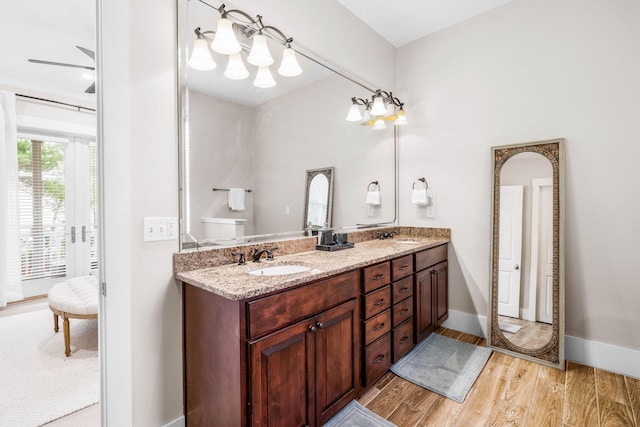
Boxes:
[188,3,302,88]
[346,90,408,130]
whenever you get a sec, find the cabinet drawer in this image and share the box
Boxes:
[392,297,413,327]
[393,319,414,362]
[364,334,391,386]
[391,255,414,281]
[415,244,447,272]
[247,270,359,339]
[392,276,413,304]
[364,309,391,346]
[363,286,391,319]
[363,262,391,293]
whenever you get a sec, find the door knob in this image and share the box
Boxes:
[514,264,520,270]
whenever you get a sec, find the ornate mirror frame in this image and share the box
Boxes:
[303,167,335,229]
[488,138,565,369]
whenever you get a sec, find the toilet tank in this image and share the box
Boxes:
[200,217,247,240]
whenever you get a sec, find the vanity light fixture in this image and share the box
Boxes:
[187,4,302,88]
[346,90,408,129]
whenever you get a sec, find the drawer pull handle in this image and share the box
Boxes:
[398,265,409,270]
[373,355,385,364]
[373,274,385,280]
[399,336,409,343]
[373,299,385,306]
[399,287,410,293]
[309,325,317,332]
[373,323,385,331]
[399,309,409,316]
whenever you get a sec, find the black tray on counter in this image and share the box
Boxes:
[315,242,355,251]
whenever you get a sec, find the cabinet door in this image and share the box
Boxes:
[250,320,314,427]
[434,261,448,326]
[415,268,435,343]
[315,300,360,425]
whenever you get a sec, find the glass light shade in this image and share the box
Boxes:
[224,53,249,80]
[360,110,374,126]
[370,96,387,116]
[211,18,241,54]
[278,47,302,77]
[346,104,363,122]
[372,116,387,130]
[188,38,216,71]
[247,34,274,66]
[253,66,276,88]
[384,103,397,121]
[394,109,408,126]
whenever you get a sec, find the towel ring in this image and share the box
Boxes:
[412,178,428,190]
[367,181,380,191]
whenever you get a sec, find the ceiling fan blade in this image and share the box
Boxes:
[76,46,95,61]
[85,82,96,94]
[28,59,95,70]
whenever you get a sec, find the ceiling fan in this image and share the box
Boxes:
[28,45,95,94]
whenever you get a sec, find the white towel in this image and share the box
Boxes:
[366,191,381,205]
[411,189,428,206]
[228,188,245,211]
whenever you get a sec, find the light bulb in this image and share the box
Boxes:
[247,34,274,66]
[188,37,216,71]
[370,95,386,116]
[394,109,408,126]
[372,116,387,130]
[211,18,241,54]
[253,66,276,88]
[224,53,249,80]
[278,47,302,77]
[346,104,362,122]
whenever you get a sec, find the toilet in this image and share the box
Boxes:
[201,217,247,240]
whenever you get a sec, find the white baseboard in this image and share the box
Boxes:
[442,309,640,379]
[162,416,185,427]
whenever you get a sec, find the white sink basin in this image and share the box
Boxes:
[249,265,312,276]
[394,238,421,244]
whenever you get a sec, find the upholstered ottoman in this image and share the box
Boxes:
[47,275,99,357]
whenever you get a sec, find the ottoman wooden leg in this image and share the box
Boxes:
[53,313,59,333]
[63,317,71,357]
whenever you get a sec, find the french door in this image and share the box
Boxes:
[17,133,97,298]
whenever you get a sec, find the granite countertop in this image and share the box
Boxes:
[176,236,449,301]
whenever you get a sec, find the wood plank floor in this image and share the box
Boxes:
[360,327,640,427]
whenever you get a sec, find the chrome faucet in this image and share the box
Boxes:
[252,247,278,262]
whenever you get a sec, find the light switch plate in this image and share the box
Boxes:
[144,217,179,241]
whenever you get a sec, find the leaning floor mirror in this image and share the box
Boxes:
[488,138,565,369]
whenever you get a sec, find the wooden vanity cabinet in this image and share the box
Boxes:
[183,270,360,427]
[361,262,392,387]
[414,244,448,343]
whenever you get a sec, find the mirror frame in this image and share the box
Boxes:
[488,138,565,369]
[303,167,334,229]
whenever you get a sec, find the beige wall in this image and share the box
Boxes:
[397,0,640,350]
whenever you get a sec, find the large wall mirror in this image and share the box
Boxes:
[489,138,565,369]
[178,0,397,250]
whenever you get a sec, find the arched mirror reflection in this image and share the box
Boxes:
[489,139,565,369]
[303,167,334,229]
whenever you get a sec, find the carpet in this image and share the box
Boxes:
[0,304,99,426]
[323,400,396,427]
[499,318,522,334]
[390,333,491,403]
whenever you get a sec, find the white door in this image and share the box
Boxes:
[17,134,97,298]
[498,185,524,318]
[535,180,553,324]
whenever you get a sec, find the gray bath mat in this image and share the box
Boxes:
[323,400,396,427]
[390,333,491,403]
